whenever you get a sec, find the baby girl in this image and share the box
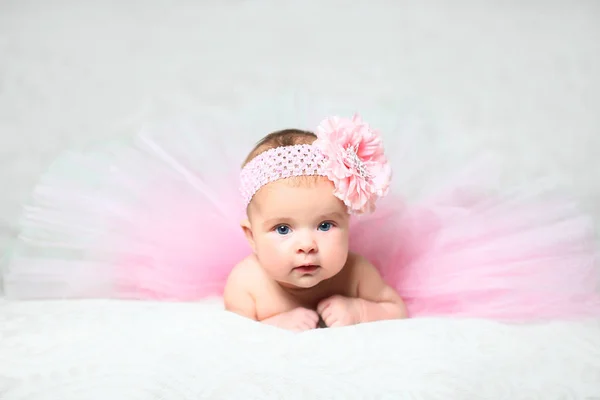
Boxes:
[224,115,407,331]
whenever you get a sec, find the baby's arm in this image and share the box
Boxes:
[317,254,407,327]
[261,308,320,331]
[224,259,319,331]
[223,262,258,320]
[353,256,408,322]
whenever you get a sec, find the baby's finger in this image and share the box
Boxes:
[320,307,333,321]
[316,300,330,315]
[294,322,309,332]
[302,320,316,330]
[324,314,337,327]
[329,320,345,328]
[308,310,320,323]
[305,316,318,328]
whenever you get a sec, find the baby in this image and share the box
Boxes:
[224,115,407,331]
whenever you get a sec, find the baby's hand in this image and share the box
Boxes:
[262,307,320,332]
[317,295,361,328]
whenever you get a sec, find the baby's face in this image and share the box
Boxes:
[245,177,350,289]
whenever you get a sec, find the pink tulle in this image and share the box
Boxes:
[3,118,600,323]
[111,182,600,321]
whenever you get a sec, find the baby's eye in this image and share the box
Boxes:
[275,225,290,235]
[318,222,333,231]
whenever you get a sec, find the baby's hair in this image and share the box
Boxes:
[242,129,317,167]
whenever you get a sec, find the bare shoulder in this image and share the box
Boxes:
[343,252,379,282]
[346,251,403,303]
[223,255,264,320]
[225,254,263,287]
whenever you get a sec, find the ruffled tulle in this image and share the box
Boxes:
[2,110,600,322]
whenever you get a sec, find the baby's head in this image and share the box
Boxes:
[240,129,350,289]
[238,115,391,289]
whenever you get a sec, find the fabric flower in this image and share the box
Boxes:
[313,114,392,214]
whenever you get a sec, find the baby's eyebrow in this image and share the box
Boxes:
[262,217,293,227]
[318,212,345,221]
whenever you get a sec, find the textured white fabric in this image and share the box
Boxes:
[1,298,600,399]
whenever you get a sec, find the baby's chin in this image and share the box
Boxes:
[276,268,338,290]
[276,276,324,290]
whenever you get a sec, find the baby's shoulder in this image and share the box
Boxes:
[224,255,267,319]
[225,254,267,290]
[340,251,380,285]
[344,251,375,274]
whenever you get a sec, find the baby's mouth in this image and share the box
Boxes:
[293,265,320,274]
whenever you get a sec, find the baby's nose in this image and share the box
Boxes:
[297,235,317,254]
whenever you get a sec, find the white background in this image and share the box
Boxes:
[1,0,599,254]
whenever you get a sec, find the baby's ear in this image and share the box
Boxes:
[240,219,256,253]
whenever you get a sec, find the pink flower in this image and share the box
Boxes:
[313,114,392,214]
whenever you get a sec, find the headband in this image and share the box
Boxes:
[239,114,392,215]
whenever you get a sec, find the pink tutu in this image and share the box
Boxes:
[3,115,600,322]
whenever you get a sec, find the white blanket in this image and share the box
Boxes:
[1,298,599,399]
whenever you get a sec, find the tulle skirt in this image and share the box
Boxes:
[3,105,600,322]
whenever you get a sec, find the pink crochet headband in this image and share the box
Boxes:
[239,114,392,215]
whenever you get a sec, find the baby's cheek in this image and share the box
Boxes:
[333,229,350,250]
[257,242,289,272]
[324,233,349,266]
